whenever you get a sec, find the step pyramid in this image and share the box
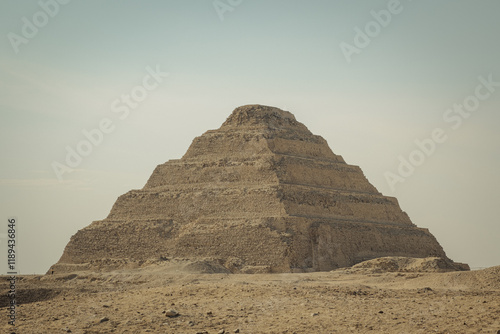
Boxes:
[53,105,460,273]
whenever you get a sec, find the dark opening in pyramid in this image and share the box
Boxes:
[53,105,460,273]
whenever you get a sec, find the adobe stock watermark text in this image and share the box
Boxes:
[51,65,169,181]
[385,74,499,191]
[213,0,243,21]
[340,0,412,64]
[7,0,71,54]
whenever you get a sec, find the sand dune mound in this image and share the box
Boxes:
[422,265,500,290]
[345,256,470,273]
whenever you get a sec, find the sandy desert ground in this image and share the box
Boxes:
[1,260,499,334]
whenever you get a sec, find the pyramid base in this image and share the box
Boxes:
[51,217,460,274]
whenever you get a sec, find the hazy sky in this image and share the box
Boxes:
[1,1,499,274]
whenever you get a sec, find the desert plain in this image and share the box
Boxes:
[1,258,499,334]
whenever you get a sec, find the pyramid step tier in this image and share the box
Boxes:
[145,153,375,194]
[56,216,444,272]
[106,184,411,226]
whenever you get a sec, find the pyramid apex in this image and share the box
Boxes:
[221,104,297,128]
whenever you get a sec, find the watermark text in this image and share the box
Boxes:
[51,65,169,181]
[385,74,499,191]
[7,0,71,54]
